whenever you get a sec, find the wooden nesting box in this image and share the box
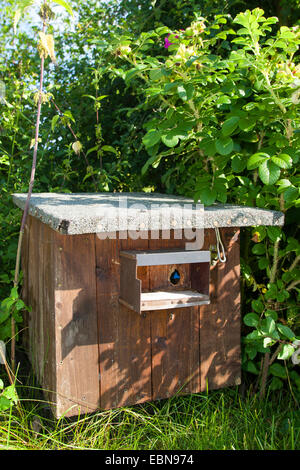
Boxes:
[12,193,284,418]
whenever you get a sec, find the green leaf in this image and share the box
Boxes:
[198,188,217,206]
[269,377,283,391]
[244,360,259,375]
[221,116,240,136]
[141,154,161,175]
[245,343,258,360]
[142,129,161,148]
[63,110,75,123]
[276,178,291,193]
[15,299,25,311]
[246,330,263,340]
[260,317,276,335]
[101,145,118,155]
[231,154,246,172]
[263,337,274,348]
[149,68,164,81]
[1,384,18,404]
[51,115,60,132]
[238,117,256,132]
[266,226,282,242]
[265,309,278,321]
[51,0,73,16]
[252,243,266,255]
[0,396,11,412]
[10,287,18,300]
[216,95,231,105]
[215,136,234,155]
[271,154,293,169]
[251,299,264,314]
[278,344,295,360]
[258,257,269,270]
[265,283,278,300]
[177,85,188,101]
[269,363,287,379]
[247,152,269,170]
[284,187,299,204]
[177,84,194,101]
[0,308,11,325]
[161,132,179,148]
[258,160,281,185]
[277,324,295,340]
[244,312,259,327]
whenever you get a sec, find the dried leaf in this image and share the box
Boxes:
[38,32,56,63]
[46,34,56,64]
[72,141,82,155]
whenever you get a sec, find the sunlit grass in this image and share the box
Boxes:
[0,368,299,450]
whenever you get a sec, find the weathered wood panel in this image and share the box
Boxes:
[26,216,42,383]
[200,228,241,391]
[96,233,152,409]
[23,217,57,407]
[149,233,200,400]
[20,216,30,352]
[53,231,99,417]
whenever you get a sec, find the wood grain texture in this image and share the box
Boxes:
[23,217,57,407]
[22,221,242,416]
[200,228,241,391]
[149,233,200,400]
[20,216,30,352]
[96,233,152,409]
[53,231,99,417]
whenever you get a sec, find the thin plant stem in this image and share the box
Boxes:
[11,17,46,374]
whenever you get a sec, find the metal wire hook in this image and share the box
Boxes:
[215,227,227,263]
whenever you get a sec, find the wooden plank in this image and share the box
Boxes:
[96,233,152,409]
[20,215,31,352]
[141,290,210,311]
[26,216,42,383]
[200,228,241,391]
[149,232,200,400]
[53,231,99,417]
[119,256,141,313]
[23,217,57,408]
[39,222,56,407]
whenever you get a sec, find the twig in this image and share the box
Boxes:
[11,17,46,373]
[259,352,270,401]
[286,279,300,292]
[289,254,300,272]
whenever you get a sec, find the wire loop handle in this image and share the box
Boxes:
[215,227,227,263]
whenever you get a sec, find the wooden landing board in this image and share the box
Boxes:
[120,249,210,266]
[140,290,210,311]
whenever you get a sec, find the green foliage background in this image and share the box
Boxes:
[0,0,299,402]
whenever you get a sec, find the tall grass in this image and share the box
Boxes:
[0,362,299,450]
